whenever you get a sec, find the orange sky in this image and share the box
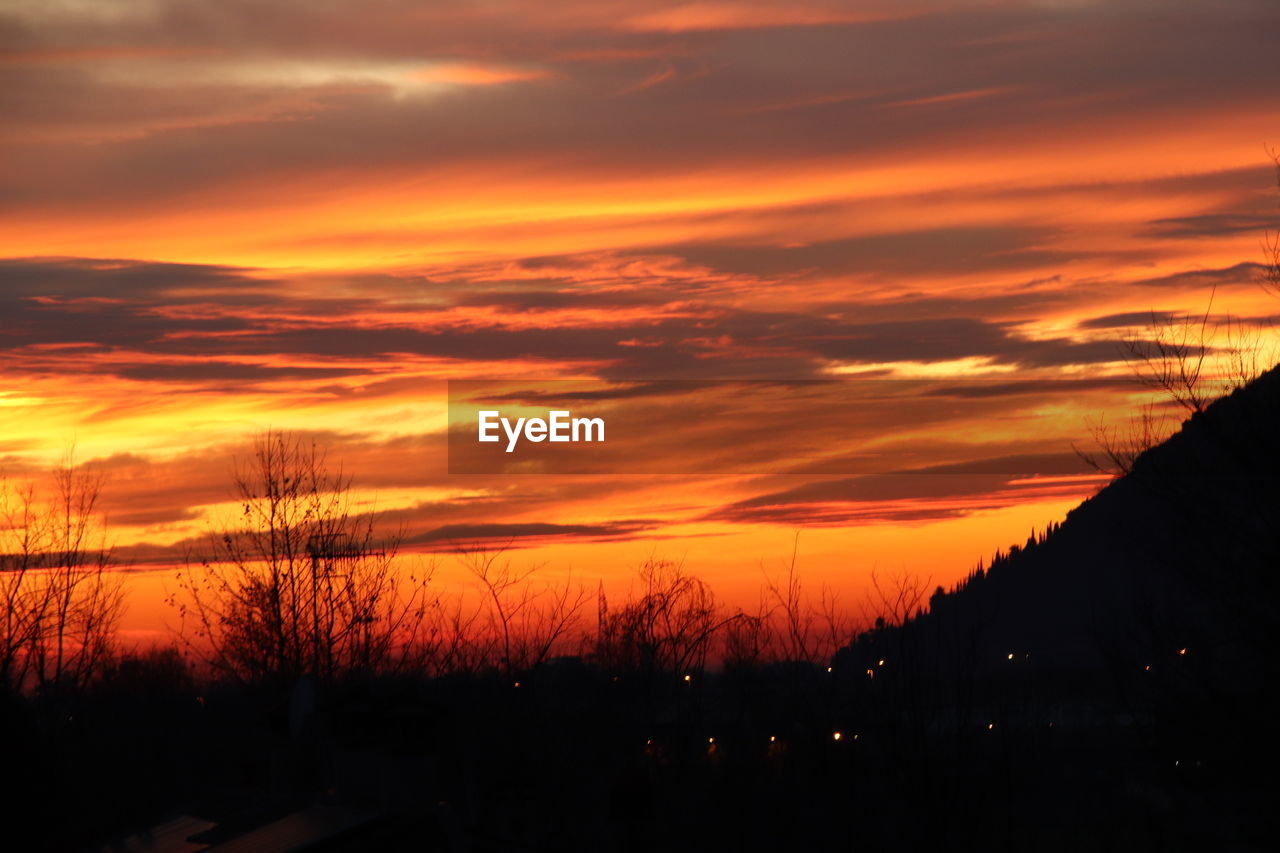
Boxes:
[1,0,1278,643]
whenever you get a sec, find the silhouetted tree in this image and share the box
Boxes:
[0,451,122,695]
[1077,402,1168,477]
[721,604,772,669]
[173,430,430,685]
[1122,298,1219,416]
[595,558,732,676]
[860,568,931,631]
[457,542,589,674]
[761,533,852,663]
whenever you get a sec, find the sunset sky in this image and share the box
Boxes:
[2,0,1278,641]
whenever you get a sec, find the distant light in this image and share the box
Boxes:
[708,737,715,744]
[987,723,995,730]
[513,681,521,688]
[878,659,885,666]
[1144,665,1151,671]
[826,666,833,673]
[770,735,777,743]
[684,674,692,682]
[1007,653,1014,660]
[866,668,874,678]
[833,731,842,741]
[1178,648,1188,656]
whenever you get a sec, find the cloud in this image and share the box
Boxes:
[885,85,1019,108]
[1147,213,1280,239]
[0,256,265,298]
[407,520,660,550]
[620,1,914,32]
[1132,263,1263,290]
[105,361,358,384]
[706,466,1099,526]
[667,226,1069,278]
[1,256,1145,389]
[1077,311,1177,330]
[917,377,1129,398]
[4,0,1277,223]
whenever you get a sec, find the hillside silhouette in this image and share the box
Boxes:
[827,365,1280,849]
[838,364,1280,684]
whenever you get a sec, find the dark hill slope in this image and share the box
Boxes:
[836,366,1280,714]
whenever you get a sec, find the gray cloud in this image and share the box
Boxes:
[1131,262,1263,290]
[706,457,1097,526]
[406,520,661,550]
[1,257,1145,385]
[3,1,1277,212]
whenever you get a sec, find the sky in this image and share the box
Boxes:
[1,0,1278,641]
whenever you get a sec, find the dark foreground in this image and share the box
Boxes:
[3,647,1276,853]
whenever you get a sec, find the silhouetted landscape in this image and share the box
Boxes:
[0,367,1277,851]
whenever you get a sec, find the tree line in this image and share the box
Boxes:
[1,430,931,697]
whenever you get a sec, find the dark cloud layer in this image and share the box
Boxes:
[3,1,1277,211]
[1,256,1145,387]
[707,457,1099,526]
[406,520,660,550]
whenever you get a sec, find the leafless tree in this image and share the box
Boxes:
[595,558,735,675]
[1219,313,1274,388]
[411,594,496,676]
[1080,288,1273,477]
[721,601,773,669]
[860,568,931,631]
[172,430,431,684]
[761,534,853,663]
[457,542,589,674]
[1076,403,1171,477]
[0,451,123,695]
[1122,297,1218,417]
